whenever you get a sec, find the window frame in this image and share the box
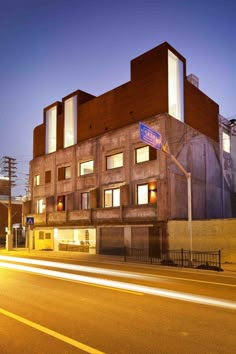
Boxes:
[168,50,184,122]
[36,199,44,213]
[57,195,65,211]
[45,170,51,184]
[106,152,123,170]
[45,106,57,154]
[223,129,230,153]
[34,175,40,186]
[79,160,94,176]
[137,182,157,205]
[137,184,149,205]
[104,188,120,208]
[65,166,71,180]
[135,145,156,164]
[81,192,90,209]
[58,166,71,181]
[64,95,77,148]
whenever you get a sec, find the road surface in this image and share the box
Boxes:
[0,255,235,353]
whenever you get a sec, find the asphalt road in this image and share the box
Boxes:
[0,256,236,354]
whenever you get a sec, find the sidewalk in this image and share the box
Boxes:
[1,247,236,274]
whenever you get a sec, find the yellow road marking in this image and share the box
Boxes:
[0,308,105,354]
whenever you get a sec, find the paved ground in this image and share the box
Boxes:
[1,247,236,274]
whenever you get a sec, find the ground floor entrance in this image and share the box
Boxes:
[29,223,167,256]
[31,227,96,253]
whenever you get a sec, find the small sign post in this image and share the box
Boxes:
[26,217,34,253]
[26,217,34,225]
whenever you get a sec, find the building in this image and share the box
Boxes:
[0,177,23,246]
[24,42,233,254]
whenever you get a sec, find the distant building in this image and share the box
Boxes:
[0,177,9,195]
[0,191,23,246]
[24,42,234,254]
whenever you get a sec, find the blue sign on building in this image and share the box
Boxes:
[139,122,162,150]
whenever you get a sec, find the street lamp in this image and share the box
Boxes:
[163,143,193,260]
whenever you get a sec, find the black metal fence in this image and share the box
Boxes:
[123,247,222,271]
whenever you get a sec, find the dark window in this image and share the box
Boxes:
[39,231,44,240]
[45,170,51,183]
[45,233,51,240]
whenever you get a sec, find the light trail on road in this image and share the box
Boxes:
[0,255,155,281]
[1,255,235,288]
[1,259,236,310]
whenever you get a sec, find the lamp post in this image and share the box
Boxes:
[163,143,193,259]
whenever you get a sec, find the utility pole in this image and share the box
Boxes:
[162,143,193,260]
[1,156,17,251]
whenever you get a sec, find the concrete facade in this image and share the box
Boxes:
[25,41,234,256]
[27,114,231,254]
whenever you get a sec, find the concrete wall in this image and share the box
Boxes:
[30,113,231,221]
[168,219,236,263]
[165,115,231,219]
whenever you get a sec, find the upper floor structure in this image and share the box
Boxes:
[33,42,219,159]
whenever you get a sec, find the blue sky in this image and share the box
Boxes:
[0,0,235,195]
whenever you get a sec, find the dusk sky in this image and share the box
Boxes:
[1,0,235,195]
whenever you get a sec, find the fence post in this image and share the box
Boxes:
[181,248,184,267]
[124,246,126,263]
[219,249,221,271]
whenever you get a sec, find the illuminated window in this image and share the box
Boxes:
[34,175,40,186]
[223,130,230,153]
[45,106,57,154]
[137,183,157,205]
[80,160,94,176]
[137,184,148,205]
[36,199,44,213]
[106,153,123,170]
[57,195,65,211]
[65,166,71,179]
[58,166,71,180]
[135,146,156,163]
[104,188,120,207]
[168,50,184,122]
[64,96,77,148]
[81,192,90,209]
